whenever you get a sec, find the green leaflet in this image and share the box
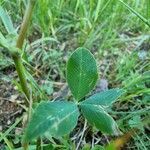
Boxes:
[67,47,98,101]
[81,88,124,106]
[24,101,79,142]
[80,104,120,135]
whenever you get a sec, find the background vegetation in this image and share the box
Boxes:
[0,0,150,149]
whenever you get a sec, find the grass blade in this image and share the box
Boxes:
[119,0,150,27]
[0,6,16,34]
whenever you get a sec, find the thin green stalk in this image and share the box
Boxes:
[11,0,36,149]
[12,0,36,103]
[16,0,36,49]
[13,54,30,103]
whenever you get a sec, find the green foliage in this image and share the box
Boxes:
[105,143,116,150]
[128,115,144,130]
[24,101,79,142]
[1,0,149,149]
[81,88,124,106]
[40,80,53,96]
[79,88,123,135]
[67,47,98,101]
[82,144,105,150]
[24,48,122,143]
[0,6,16,34]
[79,104,119,135]
[119,0,150,27]
[92,145,105,150]
[14,144,54,150]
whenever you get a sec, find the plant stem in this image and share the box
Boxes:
[11,0,36,149]
[12,55,30,102]
[16,0,36,49]
[12,0,36,103]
